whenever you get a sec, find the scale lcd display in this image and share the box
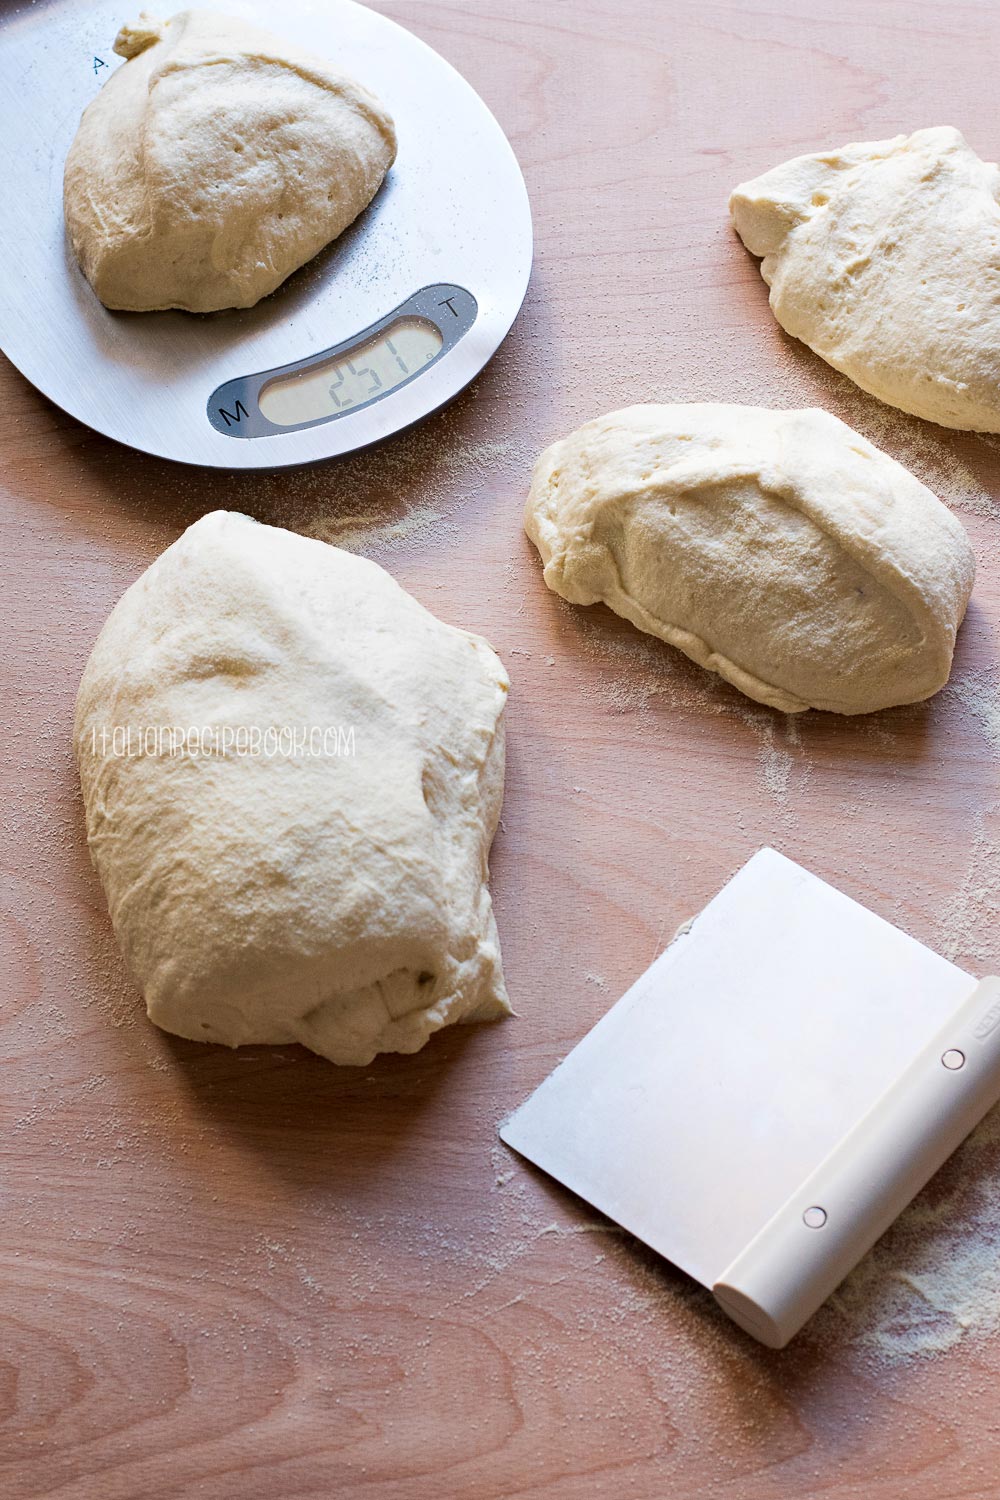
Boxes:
[258,317,444,427]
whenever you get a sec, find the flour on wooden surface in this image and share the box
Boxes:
[935,810,1000,970]
[946,665,1000,755]
[807,1102,1000,1366]
[480,1104,1000,1372]
[192,401,521,558]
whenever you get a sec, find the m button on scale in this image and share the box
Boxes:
[217,399,250,430]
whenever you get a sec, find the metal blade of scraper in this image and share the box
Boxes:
[501,847,1000,1347]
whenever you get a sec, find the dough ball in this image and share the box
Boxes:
[524,404,974,715]
[74,511,510,1066]
[730,128,1000,432]
[64,10,396,313]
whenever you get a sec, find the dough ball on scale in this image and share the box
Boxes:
[64,9,397,312]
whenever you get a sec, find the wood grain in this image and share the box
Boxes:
[4,0,1000,1495]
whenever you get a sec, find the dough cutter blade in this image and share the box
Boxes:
[500,847,1000,1347]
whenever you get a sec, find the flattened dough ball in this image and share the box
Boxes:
[730,128,1000,431]
[74,512,510,1066]
[525,404,974,714]
[64,9,397,312]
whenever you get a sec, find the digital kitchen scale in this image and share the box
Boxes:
[0,0,532,467]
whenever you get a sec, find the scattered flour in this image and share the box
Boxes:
[296,432,516,555]
[738,706,807,808]
[478,1096,1000,1373]
[305,501,444,555]
[573,602,812,808]
[946,664,1000,754]
[935,809,1000,968]
[188,404,521,559]
[807,1102,1000,1366]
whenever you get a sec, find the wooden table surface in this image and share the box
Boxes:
[6,1,1000,1495]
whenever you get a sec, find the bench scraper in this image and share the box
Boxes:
[500,847,1000,1348]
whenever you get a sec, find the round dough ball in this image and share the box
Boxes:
[525,404,974,715]
[64,9,397,312]
[730,128,1000,432]
[74,511,510,1066]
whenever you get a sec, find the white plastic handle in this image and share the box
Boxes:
[713,976,1000,1348]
